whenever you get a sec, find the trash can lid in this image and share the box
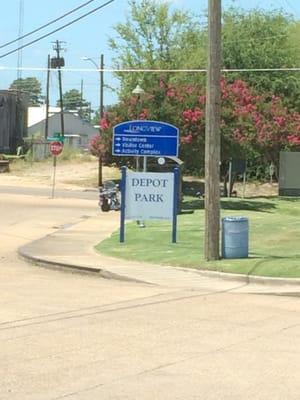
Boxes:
[222,216,248,222]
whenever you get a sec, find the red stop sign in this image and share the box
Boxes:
[50,141,64,156]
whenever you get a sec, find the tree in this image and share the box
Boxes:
[9,77,42,106]
[104,4,300,177]
[59,89,92,121]
[108,0,203,97]
[96,76,300,178]
[222,9,300,110]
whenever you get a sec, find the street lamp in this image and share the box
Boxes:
[81,55,104,118]
[132,82,146,228]
[82,54,104,187]
[132,84,145,97]
[132,83,145,172]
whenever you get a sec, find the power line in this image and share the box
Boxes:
[1,66,300,73]
[0,0,99,50]
[0,0,115,60]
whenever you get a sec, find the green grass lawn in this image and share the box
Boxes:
[96,196,300,278]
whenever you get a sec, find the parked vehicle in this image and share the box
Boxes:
[99,181,121,212]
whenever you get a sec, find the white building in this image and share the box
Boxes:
[28,105,99,149]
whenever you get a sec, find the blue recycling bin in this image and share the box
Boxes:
[222,217,249,259]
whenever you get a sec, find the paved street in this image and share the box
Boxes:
[1,191,300,399]
[0,184,98,200]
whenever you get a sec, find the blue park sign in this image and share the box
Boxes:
[112,120,179,157]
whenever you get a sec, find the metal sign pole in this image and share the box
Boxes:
[120,166,127,243]
[172,167,179,243]
[228,160,232,198]
[242,172,246,198]
[139,156,147,228]
[51,155,57,199]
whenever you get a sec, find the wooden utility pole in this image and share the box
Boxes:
[53,40,65,138]
[204,0,221,260]
[100,54,104,119]
[44,55,50,140]
[98,54,104,187]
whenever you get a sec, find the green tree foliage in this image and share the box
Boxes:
[103,3,300,178]
[222,9,300,110]
[59,89,92,121]
[9,77,42,106]
[110,4,300,110]
[96,77,300,178]
[108,0,203,96]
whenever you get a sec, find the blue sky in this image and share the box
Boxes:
[0,0,299,110]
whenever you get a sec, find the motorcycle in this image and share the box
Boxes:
[99,180,121,212]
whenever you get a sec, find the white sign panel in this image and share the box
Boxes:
[125,172,174,220]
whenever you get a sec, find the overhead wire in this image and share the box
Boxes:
[0,0,99,50]
[0,0,115,60]
[1,66,300,73]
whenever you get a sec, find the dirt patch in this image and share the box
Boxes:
[0,158,120,190]
[234,181,278,197]
[183,176,278,198]
[1,158,278,196]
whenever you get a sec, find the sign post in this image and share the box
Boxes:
[113,120,179,157]
[114,120,180,243]
[49,141,64,198]
[119,168,178,243]
[172,168,180,243]
[120,166,127,243]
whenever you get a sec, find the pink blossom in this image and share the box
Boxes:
[181,134,193,144]
[273,116,286,127]
[182,109,193,122]
[198,95,206,104]
[288,134,300,145]
[166,88,176,97]
[182,108,203,123]
[139,109,149,120]
[100,117,109,130]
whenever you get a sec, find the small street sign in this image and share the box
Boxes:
[49,141,64,156]
[47,134,65,143]
[113,120,179,157]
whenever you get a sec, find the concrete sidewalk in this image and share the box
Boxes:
[19,212,300,293]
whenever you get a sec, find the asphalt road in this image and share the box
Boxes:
[1,191,300,400]
[0,185,98,200]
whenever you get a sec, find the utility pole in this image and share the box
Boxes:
[98,54,104,187]
[52,40,65,138]
[204,0,222,260]
[44,55,50,140]
[80,79,84,117]
[100,54,104,119]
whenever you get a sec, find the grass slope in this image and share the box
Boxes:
[96,197,300,278]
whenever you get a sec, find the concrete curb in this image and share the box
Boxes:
[172,266,300,287]
[18,247,154,286]
[18,242,300,288]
